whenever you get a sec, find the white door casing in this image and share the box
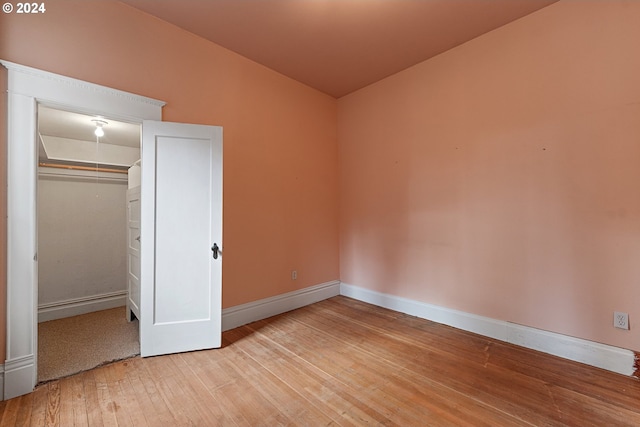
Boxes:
[140,121,223,357]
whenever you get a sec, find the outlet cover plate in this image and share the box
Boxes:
[614,311,629,330]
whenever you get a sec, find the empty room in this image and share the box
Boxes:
[1,0,640,425]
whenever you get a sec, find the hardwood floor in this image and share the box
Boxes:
[2,296,640,426]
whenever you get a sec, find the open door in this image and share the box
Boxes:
[140,120,222,357]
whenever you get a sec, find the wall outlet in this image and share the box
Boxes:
[614,311,629,330]
[291,270,297,280]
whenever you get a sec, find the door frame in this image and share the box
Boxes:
[1,60,165,400]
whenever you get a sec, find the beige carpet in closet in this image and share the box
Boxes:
[38,306,139,383]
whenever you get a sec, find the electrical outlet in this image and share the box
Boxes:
[291,270,297,280]
[614,311,629,330]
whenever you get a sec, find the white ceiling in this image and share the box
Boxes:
[38,106,141,148]
[38,106,141,168]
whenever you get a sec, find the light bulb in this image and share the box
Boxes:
[92,119,108,137]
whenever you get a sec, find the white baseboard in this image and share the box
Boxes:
[222,280,340,331]
[3,355,34,400]
[340,282,635,377]
[38,291,127,322]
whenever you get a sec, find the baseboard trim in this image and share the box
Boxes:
[3,355,35,400]
[38,291,127,322]
[222,280,340,331]
[340,282,635,377]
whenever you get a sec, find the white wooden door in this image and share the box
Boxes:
[126,186,141,321]
[140,120,223,357]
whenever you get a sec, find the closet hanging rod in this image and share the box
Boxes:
[38,162,128,174]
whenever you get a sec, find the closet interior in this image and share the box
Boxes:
[36,105,142,382]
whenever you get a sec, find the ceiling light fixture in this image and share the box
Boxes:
[92,119,108,137]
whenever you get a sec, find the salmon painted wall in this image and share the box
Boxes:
[338,0,640,351]
[0,1,338,326]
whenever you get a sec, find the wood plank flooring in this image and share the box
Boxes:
[2,296,640,426]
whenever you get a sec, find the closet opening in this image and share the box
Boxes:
[36,104,141,383]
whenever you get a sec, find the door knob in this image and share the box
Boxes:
[211,243,220,259]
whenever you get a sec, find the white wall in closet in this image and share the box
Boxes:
[37,167,128,321]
